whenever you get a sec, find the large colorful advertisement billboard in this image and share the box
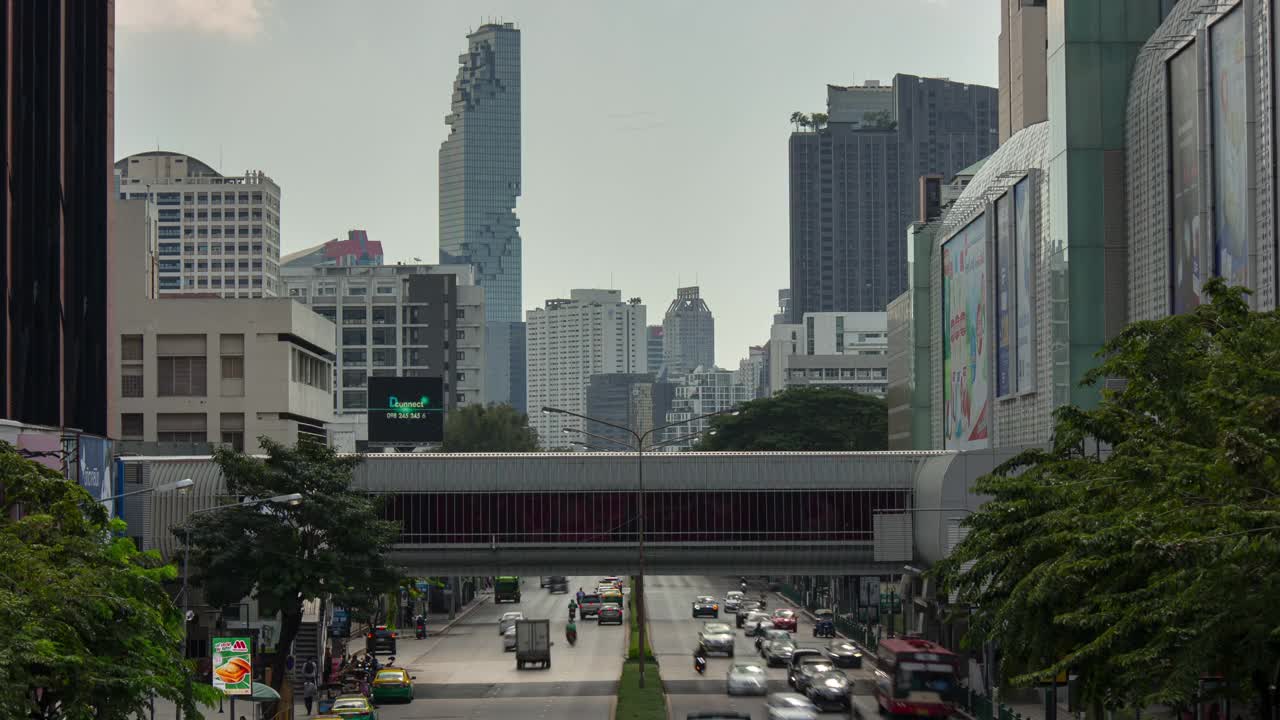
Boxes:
[1210,8,1248,289]
[942,215,990,450]
[211,637,253,696]
[1014,178,1035,393]
[1169,43,1202,314]
[994,194,1013,398]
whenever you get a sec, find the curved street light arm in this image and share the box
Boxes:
[541,406,640,443]
[562,426,637,451]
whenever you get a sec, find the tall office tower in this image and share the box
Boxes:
[662,368,751,451]
[661,286,715,380]
[789,77,997,320]
[115,152,282,298]
[646,326,665,378]
[439,22,523,407]
[3,1,113,436]
[526,290,645,449]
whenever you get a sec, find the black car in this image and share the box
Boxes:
[366,625,397,655]
[548,576,569,594]
[785,649,825,687]
[791,659,835,693]
[692,596,720,618]
[826,639,864,668]
[805,669,852,710]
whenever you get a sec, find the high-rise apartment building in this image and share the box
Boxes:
[661,368,751,451]
[768,312,888,398]
[115,152,282,298]
[789,77,997,320]
[3,0,113,437]
[282,263,484,445]
[526,290,645,448]
[661,286,715,380]
[439,23,523,407]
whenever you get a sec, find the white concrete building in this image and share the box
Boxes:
[661,367,751,450]
[526,290,646,449]
[767,312,888,397]
[109,199,336,450]
[115,151,282,298]
[282,263,484,448]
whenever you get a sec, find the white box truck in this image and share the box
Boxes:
[515,619,551,670]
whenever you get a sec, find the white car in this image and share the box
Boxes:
[498,611,524,634]
[502,624,517,651]
[697,622,735,656]
[726,662,769,696]
[766,691,819,720]
[724,590,745,613]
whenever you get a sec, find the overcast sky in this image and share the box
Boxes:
[116,0,999,369]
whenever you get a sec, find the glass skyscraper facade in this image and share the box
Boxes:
[439,22,522,325]
[439,23,522,407]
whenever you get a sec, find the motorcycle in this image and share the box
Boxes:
[414,616,427,639]
[566,622,578,647]
[694,651,707,675]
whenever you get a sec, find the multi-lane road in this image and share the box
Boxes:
[367,574,877,720]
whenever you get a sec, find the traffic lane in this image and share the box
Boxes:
[374,695,615,720]
[646,575,872,719]
[396,575,626,687]
[667,687,876,720]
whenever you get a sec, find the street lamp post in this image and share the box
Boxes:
[542,405,738,688]
[178,492,303,720]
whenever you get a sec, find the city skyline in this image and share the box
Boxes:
[114,0,1000,369]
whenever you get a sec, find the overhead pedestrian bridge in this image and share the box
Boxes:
[121,450,999,576]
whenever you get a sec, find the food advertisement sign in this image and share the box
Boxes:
[942,215,990,450]
[211,637,253,695]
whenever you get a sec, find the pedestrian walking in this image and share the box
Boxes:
[303,680,317,715]
[576,588,585,604]
[302,656,318,684]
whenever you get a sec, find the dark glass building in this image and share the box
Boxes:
[2,0,114,436]
[789,76,997,320]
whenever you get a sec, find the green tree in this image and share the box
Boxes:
[442,404,539,452]
[811,112,829,130]
[861,109,896,129]
[694,386,887,451]
[180,439,402,710]
[0,442,215,719]
[933,279,1280,716]
[789,111,805,131]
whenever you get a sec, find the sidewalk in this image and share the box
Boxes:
[141,592,493,720]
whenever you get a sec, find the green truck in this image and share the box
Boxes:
[495,576,521,603]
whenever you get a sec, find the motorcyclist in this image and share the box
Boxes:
[693,646,707,674]
[566,620,578,646]
[568,599,578,622]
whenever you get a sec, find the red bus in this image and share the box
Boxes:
[873,637,961,717]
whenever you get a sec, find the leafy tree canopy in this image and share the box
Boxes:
[933,280,1280,713]
[442,404,539,452]
[694,386,887,451]
[0,443,215,720]
[180,439,402,704]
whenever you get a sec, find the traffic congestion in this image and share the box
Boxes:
[313,574,954,720]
